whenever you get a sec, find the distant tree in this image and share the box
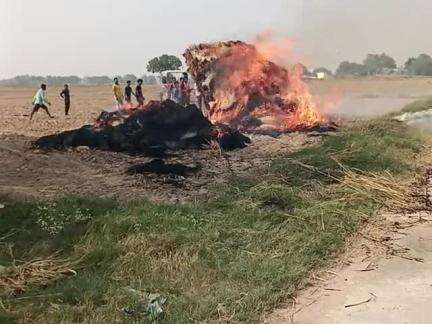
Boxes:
[336,61,368,77]
[46,75,81,85]
[363,53,396,75]
[404,54,432,76]
[141,75,157,85]
[0,75,83,86]
[123,74,138,82]
[313,67,333,76]
[404,57,415,70]
[83,76,112,85]
[293,63,313,77]
[146,55,182,74]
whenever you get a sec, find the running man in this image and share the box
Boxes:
[60,84,71,115]
[135,79,145,109]
[30,84,53,120]
[112,77,124,110]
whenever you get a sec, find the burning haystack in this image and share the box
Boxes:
[35,100,250,154]
[185,41,327,133]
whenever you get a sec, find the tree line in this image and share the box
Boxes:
[331,53,432,77]
[0,74,158,87]
[3,52,432,86]
[0,54,184,87]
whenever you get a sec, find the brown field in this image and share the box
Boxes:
[1,77,432,138]
[0,77,431,202]
[0,84,162,138]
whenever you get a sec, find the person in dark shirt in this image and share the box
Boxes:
[124,80,135,109]
[60,84,71,115]
[135,79,145,109]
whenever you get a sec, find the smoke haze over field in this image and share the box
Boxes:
[1,0,431,78]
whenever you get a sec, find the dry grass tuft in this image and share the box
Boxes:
[0,254,78,296]
[342,169,414,210]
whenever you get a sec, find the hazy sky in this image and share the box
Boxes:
[1,0,431,78]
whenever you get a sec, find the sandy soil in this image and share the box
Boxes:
[265,211,432,324]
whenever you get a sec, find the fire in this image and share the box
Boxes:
[184,41,324,132]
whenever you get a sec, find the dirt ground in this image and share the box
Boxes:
[0,131,312,203]
[0,83,314,202]
[265,209,432,324]
[2,79,432,322]
[1,78,432,203]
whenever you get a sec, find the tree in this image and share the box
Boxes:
[336,61,368,77]
[312,67,333,76]
[404,54,432,76]
[82,76,112,85]
[123,74,137,82]
[146,54,182,74]
[292,63,313,77]
[363,53,396,75]
[141,75,157,85]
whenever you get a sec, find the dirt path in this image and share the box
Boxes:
[266,210,432,324]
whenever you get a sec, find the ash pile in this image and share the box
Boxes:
[185,41,335,134]
[35,100,250,154]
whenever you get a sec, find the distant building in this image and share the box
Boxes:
[316,72,326,80]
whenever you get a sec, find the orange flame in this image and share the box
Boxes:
[185,40,324,132]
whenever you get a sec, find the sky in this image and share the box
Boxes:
[1,0,432,78]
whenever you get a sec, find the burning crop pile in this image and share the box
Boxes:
[35,40,334,155]
[185,41,325,133]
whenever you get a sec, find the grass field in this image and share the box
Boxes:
[0,79,431,322]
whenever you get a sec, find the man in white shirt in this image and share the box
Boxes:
[30,84,53,120]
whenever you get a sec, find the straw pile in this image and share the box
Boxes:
[342,169,414,210]
[0,255,77,296]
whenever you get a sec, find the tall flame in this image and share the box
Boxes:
[184,41,324,132]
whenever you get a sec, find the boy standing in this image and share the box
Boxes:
[124,80,135,109]
[112,78,124,110]
[135,79,145,109]
[60,84,71,115]
[30,84,53,120]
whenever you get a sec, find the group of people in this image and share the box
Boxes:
[30,84,70,120]
[29,78,145,120]
[29,73,200,120]
[112,77,146,110]
[161,72,194,106]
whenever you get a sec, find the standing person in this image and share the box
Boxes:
[112,77,124,110]
[180,77,190,106]
[30,84,53,120]
[161,76,174,101]
[60,84,71,116]
[135,79,145,109]
[124,80,135,109]
[172,80,181,104]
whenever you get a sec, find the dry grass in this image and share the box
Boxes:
[0,254,79,296]
[342,170,414,210]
